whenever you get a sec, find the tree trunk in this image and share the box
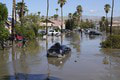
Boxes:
[61,7,63,45]
[21,0,24,26]
[61,7,63,31]
[21,0,24,18]
[106,13,108,33]
[12,0,15,44]
[46,0,49,35]
[110,0,114,35]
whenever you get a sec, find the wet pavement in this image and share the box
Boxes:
[0,32,120,80]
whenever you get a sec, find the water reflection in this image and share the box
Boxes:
[101,49,120,80]
[1,32,120,80]
[47,53,71,68]
[0,40,41,78]
[66,32,81,53]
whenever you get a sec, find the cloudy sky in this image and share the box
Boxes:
[1,0,120,17]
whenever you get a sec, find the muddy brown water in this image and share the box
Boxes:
[0,32,120,80]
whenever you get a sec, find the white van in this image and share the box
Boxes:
[48,30,61,36]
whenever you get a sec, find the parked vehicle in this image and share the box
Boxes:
[89,30,102,35]
[84,29,102,35]
[38,30,46,35]
[84,29,90,34]
[48,30,61,36]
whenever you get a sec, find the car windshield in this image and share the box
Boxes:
[49,30,54,32]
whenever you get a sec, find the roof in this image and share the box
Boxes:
[49,20,65,27]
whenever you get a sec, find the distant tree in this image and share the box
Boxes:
[65,19,75,30]
[68,13,72,20]
[54,14,59,20]
[0,3,8,23]
[67,13,73,29]
[76,5,83,27]
[38,11,41,17]
[104,4,111,32]
[72,11,79,27]
[41,15,45,21]
[55,8,59,14]
[58,0,66,30]
[99,16,106,31]
[16,2,28,23]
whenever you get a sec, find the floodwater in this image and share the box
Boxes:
[0,32,120,80]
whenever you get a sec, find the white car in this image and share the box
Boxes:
[48,30,61,36]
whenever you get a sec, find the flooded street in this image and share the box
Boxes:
[0,32,120,80]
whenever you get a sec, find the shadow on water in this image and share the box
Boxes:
[0,73,61,80]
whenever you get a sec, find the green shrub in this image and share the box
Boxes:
[15,25,35,39]
[0,26,10,41]
[0,26,10,49]
[101,35,120,49]
[0,3,8,22]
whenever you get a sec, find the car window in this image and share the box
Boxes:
[50,30,54,32]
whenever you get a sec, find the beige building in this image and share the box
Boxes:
[40,20,65,29]
[109,21,120,28]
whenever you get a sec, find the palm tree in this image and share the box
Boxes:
[104,4,111,32]
[38,11,41,17]
[55,8,58,14]
[68,13,72,20]
[16,2,28,24]
[101,16,106,27]
[76,5,83,27]
[99,16,107,31]
[104,4,111,21]
[58,0,66,31]
[21,0,24,18]
[110,0,114,35]
[68,13,73,29]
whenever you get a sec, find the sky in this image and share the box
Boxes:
[0,0,120,17]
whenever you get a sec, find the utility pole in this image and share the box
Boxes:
[12,0,15,43]
[110,0,114,35]
[46,0,49,35]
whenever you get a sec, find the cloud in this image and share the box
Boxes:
[89,10,96,14]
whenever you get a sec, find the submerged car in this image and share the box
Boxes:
[38,30,46,35]
[89,30,102,35]
[47,43,71,58]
